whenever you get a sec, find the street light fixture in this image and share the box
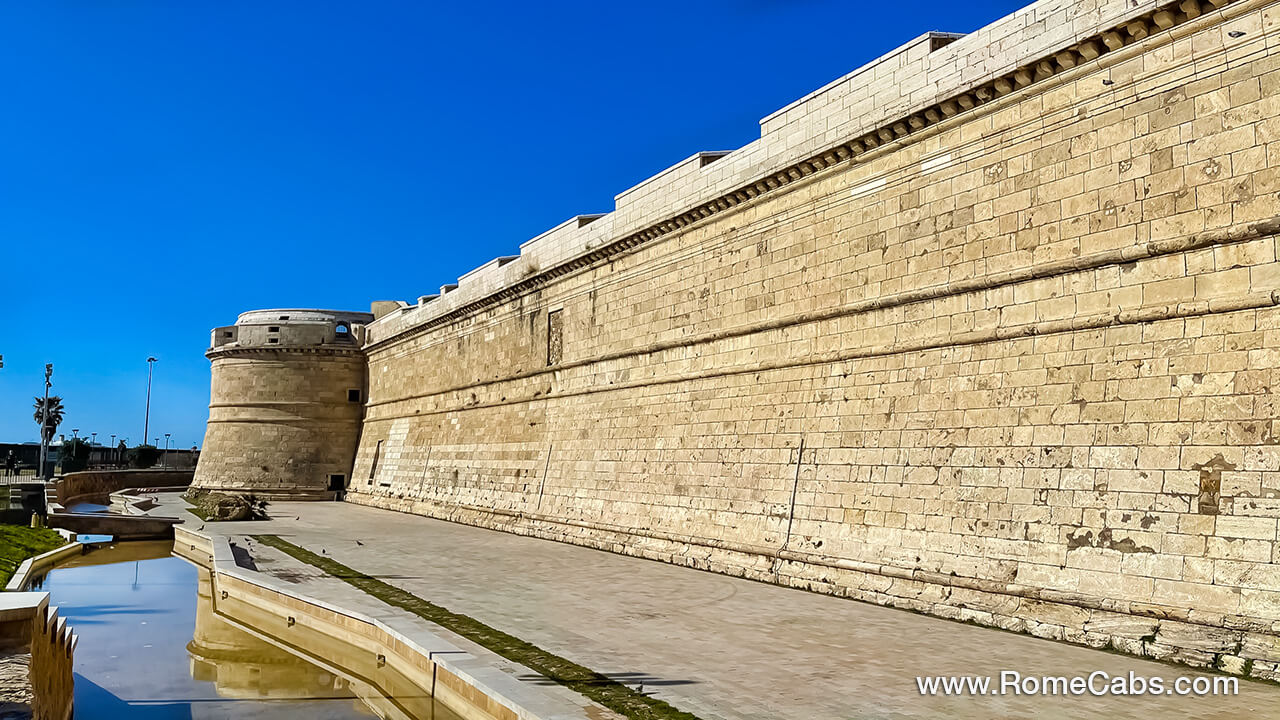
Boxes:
[143,357,158,449]
[163,434,171,469]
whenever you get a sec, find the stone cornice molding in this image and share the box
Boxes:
[206,346,365,361]
[365,0,1250,354]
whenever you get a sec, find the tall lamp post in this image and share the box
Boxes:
[162,434,171,469]
[68,429,79,475]
[37,364,52,479]
[143,357,157,448]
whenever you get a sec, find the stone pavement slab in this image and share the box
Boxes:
[190,500,1280,720]
[222,535,621,720]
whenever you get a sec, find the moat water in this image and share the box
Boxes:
[31,541,458,719]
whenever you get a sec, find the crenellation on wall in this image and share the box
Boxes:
[192,0,1280,676]
[376,0,1259,361]
[323,0,1280,676]
[365,1,1244,349]
[367,213,618,344]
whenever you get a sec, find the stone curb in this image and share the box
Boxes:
[174,524,607,720]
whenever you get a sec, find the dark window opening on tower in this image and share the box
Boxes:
[547,309,563,366]
[267,338,279,344]
[268,326,280,332]
[348,389,361,403]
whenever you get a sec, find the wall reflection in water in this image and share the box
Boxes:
[191,568,462,720]
[189,572,363,703]
[37,540,459,720]
[40,541,373,720]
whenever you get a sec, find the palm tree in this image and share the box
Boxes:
[33,396,64,444]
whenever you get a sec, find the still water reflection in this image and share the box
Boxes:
[34,541,456,719]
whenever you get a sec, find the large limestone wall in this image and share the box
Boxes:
[347,0,1280,674]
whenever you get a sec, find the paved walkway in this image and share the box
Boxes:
[179,499,1280,720]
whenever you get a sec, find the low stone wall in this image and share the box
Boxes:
[4,542,81,592]
[54,469,194,507]
[46,513,179,541]
[174,526,596,720]
[0,593,75,720]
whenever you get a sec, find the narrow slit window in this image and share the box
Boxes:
[547,309,563,366]
[369,440,382,481]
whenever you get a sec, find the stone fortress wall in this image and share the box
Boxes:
[192,309,374,500]
[197,0,1280,676]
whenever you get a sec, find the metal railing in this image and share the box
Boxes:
[0,469,41,485]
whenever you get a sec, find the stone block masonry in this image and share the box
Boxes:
[0,593,75,720]
[193,309,374,500]
[199,0,1280,678]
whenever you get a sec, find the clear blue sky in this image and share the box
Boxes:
[0,1,1026,447]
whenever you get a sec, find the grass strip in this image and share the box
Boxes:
[0,523,65,587]
[253,534,701,720]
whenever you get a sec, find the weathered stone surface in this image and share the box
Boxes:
[1242,632,1280,662]
[1155,620,1242,653]
[1083,610,1159,638]
[198,0,1280,670]
[207,495,250,522]
[0,595,74,720]
[0,651,32,718]
[192,309,373,500]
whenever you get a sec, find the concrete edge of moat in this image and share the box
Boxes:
[172,523,621,720]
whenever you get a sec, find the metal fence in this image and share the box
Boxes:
[0,470,40,486]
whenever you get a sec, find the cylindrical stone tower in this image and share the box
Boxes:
[191,308,374,500]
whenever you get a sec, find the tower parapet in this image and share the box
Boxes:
[192,308,374,500]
